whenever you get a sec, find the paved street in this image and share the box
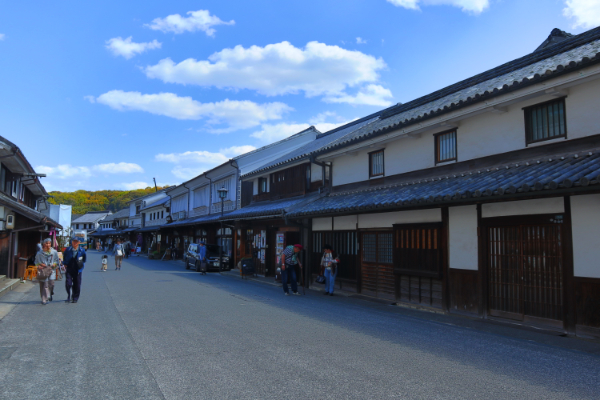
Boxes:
[1,251,599,400]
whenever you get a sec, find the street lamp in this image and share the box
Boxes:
[217,185,228,273]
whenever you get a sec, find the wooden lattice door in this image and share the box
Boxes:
[488,224,563,322]
[360,232,395,300]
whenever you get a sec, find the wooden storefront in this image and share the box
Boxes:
[481,213,567,330]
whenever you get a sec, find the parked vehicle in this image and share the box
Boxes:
[184,243,230,272]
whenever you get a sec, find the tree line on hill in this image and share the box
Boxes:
[48,187,168,215]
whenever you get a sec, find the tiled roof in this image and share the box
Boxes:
[288,149,600,217]
[72,211,110,223]
[103,208,129,222]
[242,117,379,177]
[140,197,169,211]
[315,26,600,156]
[162,213,223,228]
[223,194,320,220]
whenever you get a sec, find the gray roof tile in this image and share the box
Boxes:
[316,27,600,156]
[289,149,600,217]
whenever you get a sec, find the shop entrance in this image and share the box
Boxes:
[486,217,564,326]
[360,231,395,300]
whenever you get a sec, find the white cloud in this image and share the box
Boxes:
[83,95,95,103]
[145,9,234,36]
[92,90,292,131]
[250,123,312,143]
[0,34,5,41]
[324,84,394,107]
[220,145,257,157]
[143,41,388,105]
[356,37,367,44]
[155,150,229,165]
[386,0,489,13]
[93,163,144,174]
[105,36,161,59]
[563,0,600,28]
[36,165,92,179]
[120,181,151,190]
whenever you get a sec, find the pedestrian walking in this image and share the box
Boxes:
[124,240,130,259]
[63,236,86,304]
[320,244,340,296]
[281,244,303,296]
[113,238,124,270]
[101,255,108,271]
[35,238,60,305]
[198,241,207,275]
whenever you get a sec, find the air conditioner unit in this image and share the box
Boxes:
[6,214,15,230]
[179,211,186,219]
[172,213,179,221]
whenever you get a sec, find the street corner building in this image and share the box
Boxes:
[0,136,61,280]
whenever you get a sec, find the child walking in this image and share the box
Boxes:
[101,255,108,271]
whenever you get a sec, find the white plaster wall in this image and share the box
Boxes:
[482,197,564,218]
[563,78,600,140]
[313,217,332,231]
[330,77,600,187]
[571,194,600,278]
[449,205,478,270]
[358,209,441,228]
[334,215,357,230]
[333,152,369,186]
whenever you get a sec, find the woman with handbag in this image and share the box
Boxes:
[113,238,124,270]
[320,245,340,296]
[35,238,60,305]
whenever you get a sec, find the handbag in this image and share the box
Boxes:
[116,249,123,257]
[36,266,52,280]
[315,275,326,284]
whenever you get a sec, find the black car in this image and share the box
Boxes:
[184,243,230,272]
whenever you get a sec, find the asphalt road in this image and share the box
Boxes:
[1,251,599,400]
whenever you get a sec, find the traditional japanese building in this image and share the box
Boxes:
[281,27,600,338]
[0,135,61,279]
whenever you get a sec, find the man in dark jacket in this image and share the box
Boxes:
[63,236,86,303]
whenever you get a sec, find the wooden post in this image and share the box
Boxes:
[563,196,577,334]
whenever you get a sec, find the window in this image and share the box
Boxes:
[435,130,457,163]
[161,211,164,218]
[369,150,384,178]
[258,177,267,194]
[524,98,567,144]
[76,224,79,229]
[136,205,140,214]
[393,223,443,278]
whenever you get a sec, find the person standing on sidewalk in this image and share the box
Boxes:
[113,238,124,270]
[281,244,303,296]
[320,244,340,296]
[35,238,59,305]
[63,236,86,303]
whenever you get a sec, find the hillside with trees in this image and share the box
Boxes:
[48,187,168,214]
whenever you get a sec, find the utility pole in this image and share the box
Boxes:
[153,178,158,192]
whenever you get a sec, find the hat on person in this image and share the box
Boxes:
[71,236,81,242]
[293,244,303,250]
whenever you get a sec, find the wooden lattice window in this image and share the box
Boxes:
[393,223,443,278]
[524,98,567,144]
[362,233,377,263]
[369,150,384,178]
[435,130,457,163]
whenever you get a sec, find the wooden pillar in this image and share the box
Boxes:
[441,207,449,312]
[563,196,577,334]
[476,203,485,317]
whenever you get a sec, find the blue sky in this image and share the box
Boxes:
[1,0,599,192]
